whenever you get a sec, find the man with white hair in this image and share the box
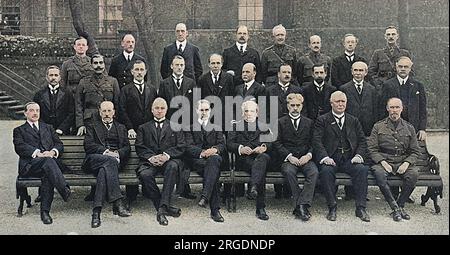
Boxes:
[260,24,298,87]
[297,35,332,86]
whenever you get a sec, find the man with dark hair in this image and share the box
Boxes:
[135,98,186,226]
[369,25,413,90]
[109,34,146,88]
[297,35,332,86]
[222,25,261,86]
[368,97,420,221]
[13,102,71,225]
[33,65,75,135]
[160,23,203,82]
[83,101,131,228]
[331,34,368,89]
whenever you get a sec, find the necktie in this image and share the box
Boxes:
[105,122,111,130]
[281,86,288,93]
[292,118,299,130]
[356,84,362,94]
[178,44,183,53]
[243,85,248,95]
[346,55,353,62]
[156,122,162,140]
[136,83,143,94]
[240,45,244,53]
[127,55,131,62]
[334,115,343,129]
[51,89,58,95]
[32,123,39,133]
[401,80,405,86]
[316,86,322,92]
[213,74,218,85]
[176,78,181,89]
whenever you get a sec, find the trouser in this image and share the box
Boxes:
[281,161,318,207]
[192,155,223,212]
[237,153,270,209]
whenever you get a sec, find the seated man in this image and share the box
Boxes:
[367,97,420,221]
[312,91,370,222]
[184,99,226,222]
[274,93,318,221]
[83,101,131,228]
[13,102,71,224]
[135,98,186,226]
[227,100,273,220]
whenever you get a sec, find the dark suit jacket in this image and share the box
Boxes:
[197,71,234,102]
[380,77,427,131]
[108,52,146,88]
[340,81,378,136]
[266,83,303,119]
[301,82,336,120]
[160,42,203,81]
[119,82,158,131]
[184,123,226,160]
[135,119,186,170]
[33,87,75,134]
[331,53,367,89]
[83,120,130,169]
[274,114,314,164]
[158,76,195,118]
[13,121,64,176]
[312,112,368,162]
[234,81,266,101]
[222,44,261,85]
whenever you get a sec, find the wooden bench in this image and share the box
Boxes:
[228,140,443,213]
[15,136,233,216]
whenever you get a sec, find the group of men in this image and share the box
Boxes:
[13,22,428,227]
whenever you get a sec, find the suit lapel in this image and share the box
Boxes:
[42,90,50,110]
[159,120,170,143]
[350,83,362,104]
[55,89,65,108]
[93,122,106,147]
[328,113,340,136]
[132,85,144,111]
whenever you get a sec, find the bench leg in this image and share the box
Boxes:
[420,186,442,214]
[231,182,237,212]
[17,187,32,217]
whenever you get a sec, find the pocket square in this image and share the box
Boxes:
[416,91,420,94]
[331,122,336,125]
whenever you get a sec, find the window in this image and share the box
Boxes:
[99,0,123,35]
[0,0,20,35]
[186,0,210,29]
[238,0,263,29]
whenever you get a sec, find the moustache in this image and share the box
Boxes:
[94,67,103,70]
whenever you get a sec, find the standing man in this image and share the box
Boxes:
[297,35,332,86]
[227,100,273,220]
[222,25,261,86]
[83,101,131,228]
[13,102,71,224]
[339,61,378,136]
[160,23,203,82]
[135,98,186,226]
[184,100,226,222]
[274,93,318,221]
[331,34,368,89]
[260,24,298,87]
[368,98,420,221]
[60,37,94,96]
[312,91,370,222]
[33,65,74,135]
[119,60,158,139]
[109,34,146,89]
[301,64,336,120]
[368,25,413,90]
[75,54,120,136]
[380,56,427,141]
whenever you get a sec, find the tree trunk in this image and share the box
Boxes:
[68,0,99,56]
[127,0,159,87]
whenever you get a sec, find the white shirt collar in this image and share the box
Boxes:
[236,42,247,52]
[210,71,221,77]
[244,80,255,89]
[344,51,354,56]
[279,82,290,89]
[332,111,345,118]
[197,118,209,126]
[154,117,166,127]
[176,40,187,51]
[133,79,144,85]
[289,113,300,120]
[397,75,409,85]
[27,120,39,129]
[314,80,324,88]
[48,84,60,91]
[353,79,364,86]
[123,51,134,60]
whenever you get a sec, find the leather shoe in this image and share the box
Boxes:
[40,211,53,224]
[355,207,370,222]
[167,206,181,217]
[326,205,337,221]
[113,199,131,217]
[61,186,71,202]
[248,186,258,200]
[256,208,269,221]
[198,196,208,208]
[157,212,168,226]
[295,205,310,221]
[399,207,411,220]
[406,197,415,204]
[179,192,197,200]
[91,212,101,228]
[211,210,224,222]
[84,192,94,202]
[391,208,402,222]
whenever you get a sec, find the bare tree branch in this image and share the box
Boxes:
[68,0,99,56]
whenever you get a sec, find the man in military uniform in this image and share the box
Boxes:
[368,26,413,90]
[75,54,120,136]
[222,25,261,86]
[367,97,420,221]
[60,37,94,96]
[260,24,298,87]
[297,35,332,86]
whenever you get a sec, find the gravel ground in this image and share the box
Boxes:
[0,120,448,235]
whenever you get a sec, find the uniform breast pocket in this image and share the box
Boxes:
[67,68,81,82]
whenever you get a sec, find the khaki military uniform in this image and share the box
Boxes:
[260,44,298,87]
[61,55,94,95]
[75,74,120,128]
[297,52,332,86]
